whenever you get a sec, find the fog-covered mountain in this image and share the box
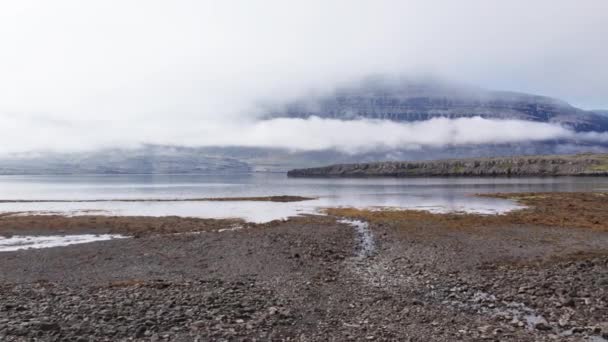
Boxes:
[2,79,608,174]
[268,77,608,132]
[1,141,606,174]
[593,110,608,117]
[0,146,250,175]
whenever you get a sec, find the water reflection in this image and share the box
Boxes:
[0,174,606,223]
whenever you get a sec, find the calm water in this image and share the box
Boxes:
[0,174,607,222]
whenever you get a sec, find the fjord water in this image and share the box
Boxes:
[0,174,607,223]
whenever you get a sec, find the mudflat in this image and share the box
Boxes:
[1,193,608,341]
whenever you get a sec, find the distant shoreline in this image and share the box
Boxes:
[288,153,608,178]
[0,171,283,176]
[0,195,315,204]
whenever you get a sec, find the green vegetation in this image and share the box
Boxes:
[589,157,608,172]
[452,165,465,173]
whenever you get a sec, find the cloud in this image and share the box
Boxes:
[0,1,607,155]
[159,117,608,153]
[1,115,607,155]
[207,117,574,152]
[0,0,607,123]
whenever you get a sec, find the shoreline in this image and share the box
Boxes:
[0,195,315,204]
[1,192,606,237]
[288,153,608,178]
[1,192,607,341]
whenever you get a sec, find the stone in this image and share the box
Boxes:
[38,321,61,332]
[535,322,552,331]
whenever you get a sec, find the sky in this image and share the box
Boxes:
[0,0,607,154]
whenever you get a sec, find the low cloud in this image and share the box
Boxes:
[1,115,607,155]
[1,1,607,156]
[222,117,575,152]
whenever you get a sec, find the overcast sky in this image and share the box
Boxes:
[0,0,607,154]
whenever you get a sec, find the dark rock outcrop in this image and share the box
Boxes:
[287,153,608,177]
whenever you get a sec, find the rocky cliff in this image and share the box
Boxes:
[287,153,608,177]
[268,77,608,132]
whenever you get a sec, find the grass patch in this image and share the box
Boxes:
[328,192,608,232]
[588,156,608,172]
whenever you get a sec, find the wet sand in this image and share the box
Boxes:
[1,192,607,341]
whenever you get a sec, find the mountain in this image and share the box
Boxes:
[3,142,605,175]
[2,79,608,174]
[267,77,608,132]
[0,146,251,175]
[593,110,608,117]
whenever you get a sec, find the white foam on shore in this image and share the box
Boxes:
[0,234,128,252]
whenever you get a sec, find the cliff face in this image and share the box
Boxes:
[268,78,608,132]
[593,110,608,117]
[287,154,608,177]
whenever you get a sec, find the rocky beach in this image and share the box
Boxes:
[4,1,608,341]
[0,192,607,341]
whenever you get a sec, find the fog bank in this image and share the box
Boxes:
[2,116,607,155]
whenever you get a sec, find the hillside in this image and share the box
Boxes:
[268,77,608,132]
[3,79,608,175]
[287,153,608,177]
[593,110,608,117]
[0,146,251,175]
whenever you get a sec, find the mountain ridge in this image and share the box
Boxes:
[267,78,608,132]
[0,146,251,175]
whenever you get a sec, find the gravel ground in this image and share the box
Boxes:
[1,193,608,341]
